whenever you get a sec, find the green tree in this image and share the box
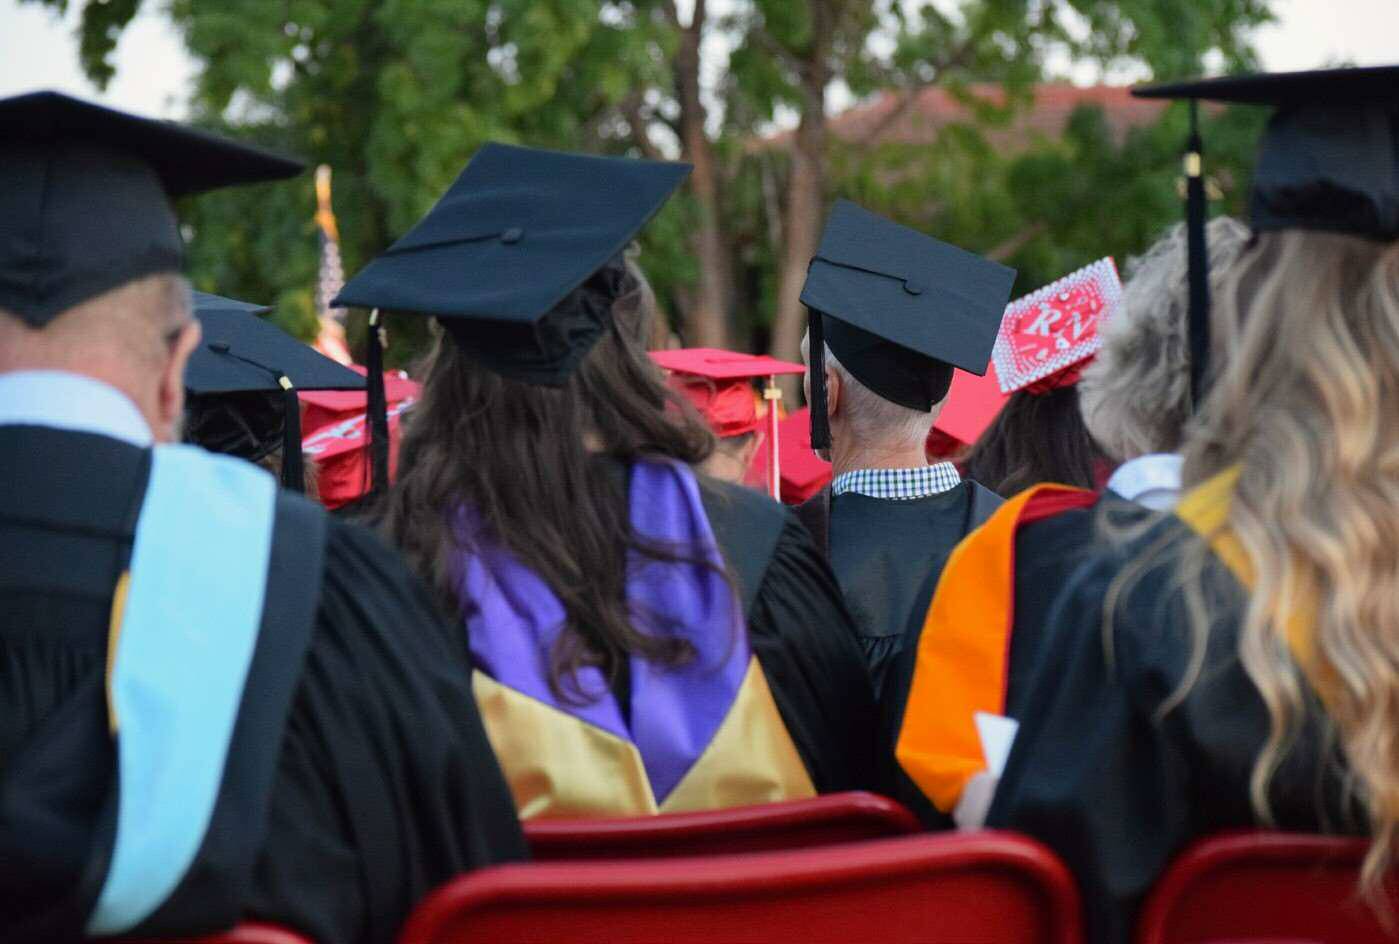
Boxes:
[27,0,1274,374]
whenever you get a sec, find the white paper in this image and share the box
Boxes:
[974,711,1020,778]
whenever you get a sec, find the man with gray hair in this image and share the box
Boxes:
[795,201,1016,698]
[0,92,523,943]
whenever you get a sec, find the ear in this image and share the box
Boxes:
[156,319,201,443]
[825,363,842,419]
[739,431,762,470]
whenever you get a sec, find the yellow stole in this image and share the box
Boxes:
[473,656,815,820]
[1173,465,1332,703]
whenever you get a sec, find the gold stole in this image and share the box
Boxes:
[1173,466,1331,699]
[473,656,815,820]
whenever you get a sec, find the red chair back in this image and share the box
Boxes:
[124,923,313,944]
[1137,831,1397,944]
[399,831,1083,944]
[523,791,920,860]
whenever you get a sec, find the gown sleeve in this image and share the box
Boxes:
[986,553,1197,944]
[747,513,883,795]
[245,518,528,944]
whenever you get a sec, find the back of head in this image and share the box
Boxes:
[1182,227,1399,888]
[1079,217,1252,462]
[384,266,716,699]
[960,385,1104,494]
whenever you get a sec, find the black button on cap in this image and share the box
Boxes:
[209,341,231,353]
[500,227,523,244]
[903,279,925,296]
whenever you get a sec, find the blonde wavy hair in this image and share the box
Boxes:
[1181,228,1399,894]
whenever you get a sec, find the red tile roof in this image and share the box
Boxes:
[761,83,1171,151]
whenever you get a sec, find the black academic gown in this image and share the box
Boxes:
[697,474,879,795]
[986,512,1365,944]
[799,480,1002,700]
[0,425,527,944]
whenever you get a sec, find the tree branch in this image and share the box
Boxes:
[620,95,665,161]
[984,220,1048,262]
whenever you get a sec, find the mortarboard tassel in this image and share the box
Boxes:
[808,310,832,452]
[1184,99,1211,410]
[365,308,391,499]
[277,374,305,492]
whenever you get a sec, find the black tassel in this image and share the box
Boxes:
[1185,100,1211,411]
[365,308,391,499]
[809,310,831,452]
[278,375,305,492]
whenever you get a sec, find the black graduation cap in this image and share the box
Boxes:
[0,90,303,327]
[800,199,1017,450]
[1132,64,1399,407]
[333,141,691,496]
[185,291,365,492]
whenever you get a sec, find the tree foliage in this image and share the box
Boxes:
[28,0,1274,368]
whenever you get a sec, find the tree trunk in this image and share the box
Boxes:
[769,4,832,398]
[674,9,733,349]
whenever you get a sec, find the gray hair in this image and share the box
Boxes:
[1079,216,1252,462]
[801,330,934,451]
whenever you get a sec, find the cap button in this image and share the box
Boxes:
[209,341,231,353]
[903,280,925,296]
[500,227,524,244]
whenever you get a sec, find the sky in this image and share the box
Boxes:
[0,0,1395,120]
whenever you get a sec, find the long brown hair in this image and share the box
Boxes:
[382,269,721,702]
[960,385,1106,494]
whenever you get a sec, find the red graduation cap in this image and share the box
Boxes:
[300,367,420,509]
[651,348,805,500]
[746,406,833,504]
[992,257,1122,395]
[926,359,1010,459]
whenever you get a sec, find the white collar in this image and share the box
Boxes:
[0,370,154,447]
[1107,452,1183,510]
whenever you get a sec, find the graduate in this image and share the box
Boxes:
[650,347,805,491]
[889,220,1252,829]
[981,65,1399,944]
[957,259,1121,493]
[795,199,1017,698]
[183,290,366,495]
[335,142,878,820]
[0,92,524,944]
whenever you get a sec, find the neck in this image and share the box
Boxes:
[830,434,929,478]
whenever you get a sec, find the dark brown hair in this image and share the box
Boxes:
[959,385,1106,494]
[381,270,722,702]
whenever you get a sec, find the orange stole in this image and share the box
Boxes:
[473,656,815,820]
[895,483,1096,813]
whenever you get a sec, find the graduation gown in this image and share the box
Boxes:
[0,425,526,944]
[461,460,879,819]
[986,499,1364,944]
[799,480,1002,700]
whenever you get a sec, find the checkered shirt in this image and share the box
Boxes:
[831,462,962,501]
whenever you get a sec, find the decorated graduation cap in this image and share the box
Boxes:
[185,291,365,492]
[333,142,691,497]
[651,348,806,500]
[0,91,303,326]
[800,199,1017,451]
[1132,64,1399,407]
[993,257,1123,395]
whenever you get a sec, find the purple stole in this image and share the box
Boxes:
[457,458,813,818]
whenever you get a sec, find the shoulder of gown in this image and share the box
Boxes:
[987,513,1362,944]
[246,512,527,944]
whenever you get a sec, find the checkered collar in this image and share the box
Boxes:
[830,462,962,501]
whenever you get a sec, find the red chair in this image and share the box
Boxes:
[399,831,1083,944]
[523,791,920,860]
[1137,831,1397,944]
[125,924,313,944]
